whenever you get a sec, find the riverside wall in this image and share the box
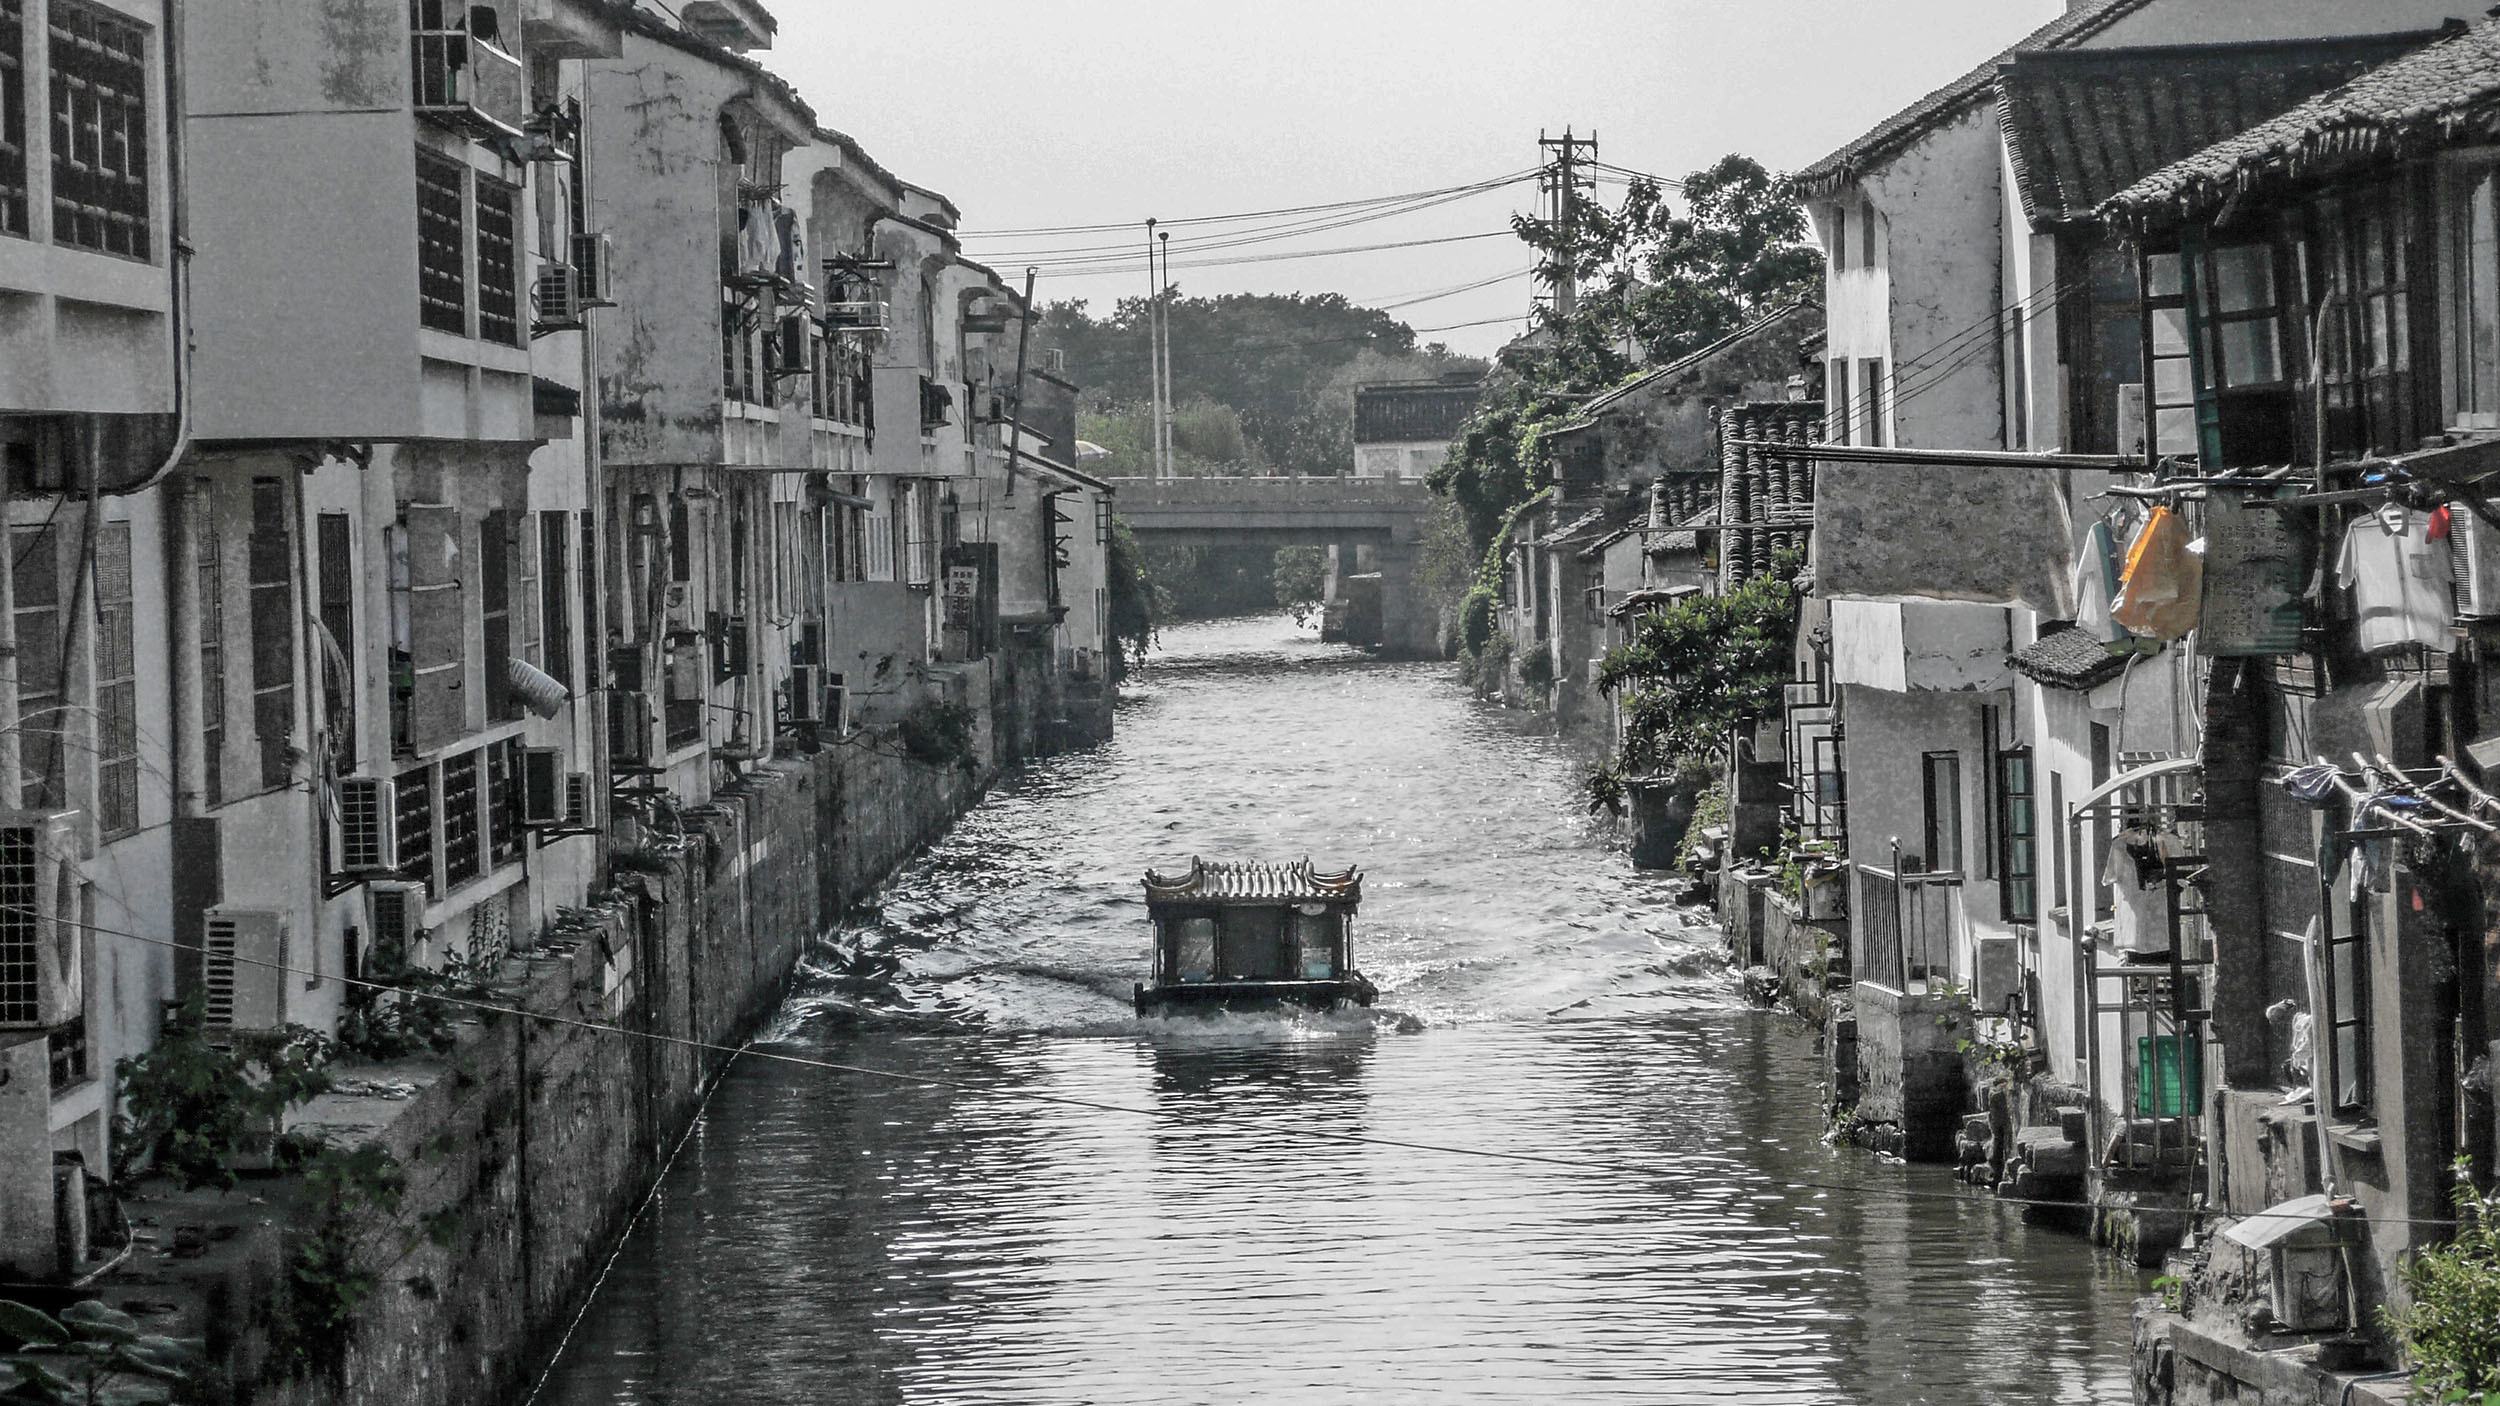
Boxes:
[109,665,1107,1406]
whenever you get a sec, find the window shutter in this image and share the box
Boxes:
[405,505,466,750]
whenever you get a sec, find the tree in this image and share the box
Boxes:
[1270,546,1327,624]
[1431,152,1820,557]
[1596,557,1802,775]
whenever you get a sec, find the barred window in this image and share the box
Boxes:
[48,0,148,258]
[485,740,520,869]
[539,511,572,692]
[481,509,516,720]
[394,763,433,890]
[248,478,295,791]
[96,520,135,837]
[1,0,27,237]
[416,147,466,334]
[475,175,520,345]
[316,512,355,772]
[440,747,480,889]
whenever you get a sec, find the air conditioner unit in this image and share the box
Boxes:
[573,232,617,307]
[562,772,599,832]
[201,909,288,1038]
[823,301,889,332]
[521,746,565,827]
[534,263,583,330]
[365,881,425,970]
[787,663,823,725]
[336,776,399,875]
[0,810,77,1032]
[2453,503,2500,616]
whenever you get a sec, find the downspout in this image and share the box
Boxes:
[0,459,19,813]
[118,0,191,498]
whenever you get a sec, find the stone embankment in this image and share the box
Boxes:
[100,667,1106,1406]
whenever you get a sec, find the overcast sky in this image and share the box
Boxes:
[772,0,2066,358]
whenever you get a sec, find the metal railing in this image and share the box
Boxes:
[1857,838,1965,992]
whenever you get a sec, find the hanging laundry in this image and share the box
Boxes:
[2335,504,2454,654]
[2111,506,2202,641]
[2103,826,2186,954]
[774,203,805,287]
[2281,762,2340,805]
[2071,518,2140,645]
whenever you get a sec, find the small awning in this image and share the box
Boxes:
[2221,1194,2342,1252]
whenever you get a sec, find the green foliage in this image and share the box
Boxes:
[1583,760,1627,818]
[900,700,979,774]
[114,1001,335,1192]
[1431,153,1819,555]
[1103,516,1158,681]
[1458,586,1497,656]
[1270,546,1327,624]
[1518,644,1555,692]
[0,1299,198,1404]
[2152,1274,2187,1315]
[1675,779,1732,871]
[2387,1162,2500,1402]
[1040,293,1483,477]
[1597,552,1801,771]
[273,1142,409,1382]
[336,948,494,1063]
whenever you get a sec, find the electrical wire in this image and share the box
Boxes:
[1026,229,1522,283]
[956,170,1541,240]
[55,905,2462,1229]
[970,178,1534,265]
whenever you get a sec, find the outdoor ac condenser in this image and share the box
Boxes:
[2451,505,2500,616]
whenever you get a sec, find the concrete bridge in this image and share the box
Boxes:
[1107,476,1441,655]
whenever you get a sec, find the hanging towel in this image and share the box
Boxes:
[2337,504,2454,654]
[2072,519,2140,645]
[2111,506,2202,641]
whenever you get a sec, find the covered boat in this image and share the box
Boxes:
[1135,858,1377,1015]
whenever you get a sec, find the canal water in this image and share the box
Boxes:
[531,617,2145,1406]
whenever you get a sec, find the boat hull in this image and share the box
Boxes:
[1133,975,1378,1016]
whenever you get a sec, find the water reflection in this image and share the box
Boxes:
[531,617,2142,1406]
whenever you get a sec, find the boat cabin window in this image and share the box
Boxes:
[1291,910,1340,979]
[1171,917,1215,982]
[1219,907,1290,980]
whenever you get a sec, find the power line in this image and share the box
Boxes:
[956,170,1541,240]
[1064,313,1525,376]
[53,905,2463,1230]
[1029,229,1521,282]
[969,177,1535,265]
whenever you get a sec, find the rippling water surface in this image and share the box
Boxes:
[533,617,2145,1406]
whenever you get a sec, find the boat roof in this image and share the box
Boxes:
[1143,858,1362,906]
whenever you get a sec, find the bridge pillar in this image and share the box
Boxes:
[1370,538,1441,659]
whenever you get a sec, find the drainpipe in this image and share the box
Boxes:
[166,474,201,818]
[117,0,191,498]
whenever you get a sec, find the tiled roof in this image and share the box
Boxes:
[1650,502,1718,555]
[617,4,814,130]
[1998,33,2437,226]
[1143,859,1361,906]
[1548,505,1619,546]
[1791,0,2161,199]
[1547,298,1819,437]
[2007,625,2131,690]
[1353,380,1483,444]
[2101,17,2493,231]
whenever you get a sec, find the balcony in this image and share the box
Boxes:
[412,17,526,139]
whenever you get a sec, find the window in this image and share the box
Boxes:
[11,524,57,807]
[394,763,433,892]
[2321,876,2372,1114]
[248,478,295,790]
[440,747,480,889]
[2089,723,2113,922]
[539,511,571,692]
[2048,772,2067,914]
[1996,747,2036,923]
[1827,357,1851,447]
[2006,303,2031,450]
[194,483,223,806]
[1921,751,1962,874]
[315,512,355,772]
[577,510,597,671]
[668,495,690,583]
[2448,165,2500,428]
[2142,250,2200,458]
[482,510,515,721]
[485,739,520,869]
[1831,204,1848,273]
[48,0,149,258]
[1859,199,1876,268]
[1,0,27,237]
[96,520,134,836]
[1857,357,1887,447]
[416,147,466,334]
[2203,242,2286,390]
[474,175,520,345]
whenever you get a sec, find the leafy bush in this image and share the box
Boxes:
[1271,545,1328,624]
[0,1299,196,1404]
[900,700,979,774]
[2387,1162,2500,1402]
[337,948,494,1062]
[1518,645,1555,692]
[1597,551,1801,770]
[115,1002,335,1191]
[274,1142,410,1382]
[1458,586,1497,656]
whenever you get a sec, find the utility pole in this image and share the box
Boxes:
[1144,218,1165,479]
[1157,229,1174,478]
[1538,127,1598,320]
